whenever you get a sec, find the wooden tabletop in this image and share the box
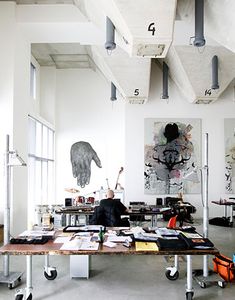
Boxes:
[55,207,171,216]
[0,233,219,256]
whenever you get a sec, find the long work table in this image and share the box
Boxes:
[0,228,219,300]
[55,206,171,227]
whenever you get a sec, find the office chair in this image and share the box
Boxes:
[167,215,178,229]
[90,206,129,227]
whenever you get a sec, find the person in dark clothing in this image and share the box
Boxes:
[90,190,129,226]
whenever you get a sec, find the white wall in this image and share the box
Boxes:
[53,62,235,220]
[40,67,56,126]
[0,2,15,225]
[55,68,125,203]
[0,2,30,235]
[1,1,234,234]
[125,62,235,218]
[12,27,30,235]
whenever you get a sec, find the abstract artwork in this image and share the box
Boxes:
[224,119,235,193]
[144,118,201,194]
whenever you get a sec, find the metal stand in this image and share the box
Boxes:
[0,135,25,288]
[193,133,226,289]
[186,255,194,300]
[15,256,33,300]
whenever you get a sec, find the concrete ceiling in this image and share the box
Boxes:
[8,0,235,104]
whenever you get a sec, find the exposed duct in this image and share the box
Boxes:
[105,16,116,53]
[165,46,235,104]
[194,0,205,47]
[211,55,219,90]
[110,82,117,101]
[162,62,169,99]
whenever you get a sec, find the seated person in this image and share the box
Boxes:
[164,194,195,226]
[90,189,129,227]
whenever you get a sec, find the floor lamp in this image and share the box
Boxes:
[183,134,209,270]
[0,135,26,288]
[185,133,224,288]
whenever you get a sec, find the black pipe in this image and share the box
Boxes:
[211,55,219,90]
[105,17,116,51]
[162,62,169,99]
[194,0,206,47]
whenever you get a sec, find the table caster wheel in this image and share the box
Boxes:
[165,269,179,280]
[8,283,13,289]
[44,269,57,280]
[26,293,32,300]
[218,280,226,288]
[186,291,194,300]
[200,281,206,289]
[15,294,23,300]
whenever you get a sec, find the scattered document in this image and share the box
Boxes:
[19,230,55,239]
[54,236,71,244]
[155,228,179,236]
[74,232,91,237]
[79,241,99,250]
[181,232,202,239]
[103,241,117,248]
[134,232,159,242]
[60,239,81,250]
[107,236,132,243]
[135,242,159,251]
[60,236,99,251]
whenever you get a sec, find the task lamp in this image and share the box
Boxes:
[193,0,206,47]
[0,135,26,288]
[110,82,117,101]
[105,16,116,54]
[211,55,219,90]
[161,62,169,99]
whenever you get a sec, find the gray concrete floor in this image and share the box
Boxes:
[0,219,235,300]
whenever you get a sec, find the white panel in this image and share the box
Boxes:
[16,4,87,23]
[91,46,151,103]
[83,0,177,57]
[165,46,235,103]
[70,255,90,278]
[205,0,235,53]
[102,0,177,57]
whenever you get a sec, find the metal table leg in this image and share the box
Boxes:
[151,215,157,227]
[26,255,33,299]
[15,255,33,300]
[66,214,71,226]
[186,255,194,300]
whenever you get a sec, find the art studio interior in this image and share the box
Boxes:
[0,1,235,300]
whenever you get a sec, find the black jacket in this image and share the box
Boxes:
[90,199,128,226]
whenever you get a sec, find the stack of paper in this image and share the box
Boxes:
[107,236,132,243]
[135,242,159,251]
[60,236,99,251]
[19,230,55,239]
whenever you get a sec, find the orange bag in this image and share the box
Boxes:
[213,254,235,282]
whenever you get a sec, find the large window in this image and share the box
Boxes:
[28,116,55,225]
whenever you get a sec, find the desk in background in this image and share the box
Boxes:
[211,200,235,225]
[0,228,219,300]
[56,206,171,227]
